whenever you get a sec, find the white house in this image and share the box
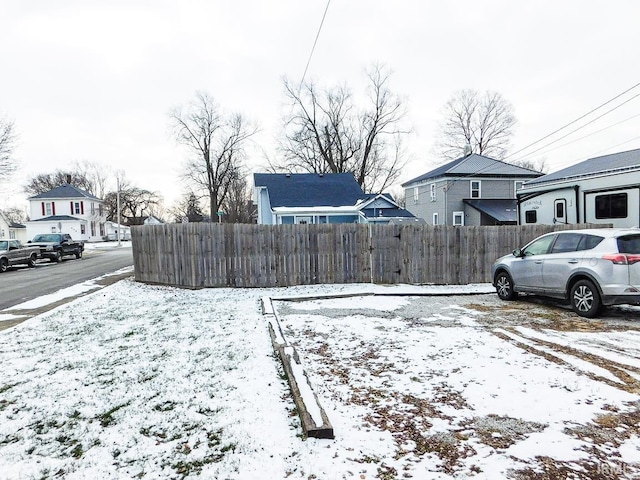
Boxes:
[104,221,131,241]
[0,211,27,242]
[25,184,107,242]
[517,148,640,228]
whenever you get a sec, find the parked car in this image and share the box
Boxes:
[491,228,640,317]
[0,239,41,273]
[28,233,84,263]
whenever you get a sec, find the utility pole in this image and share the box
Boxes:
[117,175,121,247]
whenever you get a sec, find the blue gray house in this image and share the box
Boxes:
[253,173,419,225]
[402,153,543,226]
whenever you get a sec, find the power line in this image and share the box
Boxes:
[510,111,640,161]
[510,91,640,163]
[299,0,331,89]
[505,80,640,159]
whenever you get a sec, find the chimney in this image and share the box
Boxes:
[66,174,72,184]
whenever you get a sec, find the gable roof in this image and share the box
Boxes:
[29,184,100,201]
[402,154,542,187]
[524,148,640,186]
[254,173,365,208]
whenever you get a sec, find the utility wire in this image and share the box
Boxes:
[505,81,640,159]
[299,0,331,90]
[510,111,640,161]
[510,91,640,163]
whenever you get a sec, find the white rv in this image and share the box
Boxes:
[517,148,640,228]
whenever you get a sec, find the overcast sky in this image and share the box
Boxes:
[2,1,639,211]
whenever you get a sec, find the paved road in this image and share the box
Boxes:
[0,246,134,311]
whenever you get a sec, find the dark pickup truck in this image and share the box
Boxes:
[29,233,84,262]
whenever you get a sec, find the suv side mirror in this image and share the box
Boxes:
[512,248,523,258]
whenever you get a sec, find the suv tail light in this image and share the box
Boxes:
[602,254,640,265]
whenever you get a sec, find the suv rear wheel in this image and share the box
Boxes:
[570,279,602,318]
[495,271,517,300]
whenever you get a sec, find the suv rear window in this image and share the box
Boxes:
[617,235,640,254]
[579,234,604,251]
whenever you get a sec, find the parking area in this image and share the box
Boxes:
[274,293,640,478]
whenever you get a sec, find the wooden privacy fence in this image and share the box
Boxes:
[131,223,598,288]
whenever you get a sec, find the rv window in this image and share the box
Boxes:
[525,210,537,223]
[595,193,628,219]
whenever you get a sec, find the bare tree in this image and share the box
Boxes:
[103,182,162,224]
[169,192,206,223]
[1,206,27,224]
[435,89,517,160]
[221,174,254,223]
[73,160,112,199]
[0,117,17,181]
[169,92,257,218]
[277,64,410,193]
[24,161,113,198]
[24,170,95,196]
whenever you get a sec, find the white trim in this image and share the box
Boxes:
[514,180,524,198]
[432,212,439,225]
[470,180,481,198]
[453,211,464,226]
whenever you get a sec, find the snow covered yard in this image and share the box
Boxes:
[0,279,639,479]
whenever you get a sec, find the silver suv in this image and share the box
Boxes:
[491,228,640,317]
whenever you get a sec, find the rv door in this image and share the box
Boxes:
[554,199,567,224]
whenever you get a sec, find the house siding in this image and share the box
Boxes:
[405,177,530,225]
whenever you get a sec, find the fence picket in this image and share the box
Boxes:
[131,223,604,288]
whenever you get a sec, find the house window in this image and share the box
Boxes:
[453,211,464,226]
[413,187,419,204]
[470,181,481,198]
[73,202,81,214]
[433,213,439,225]
[51,226,57,233]
[80,224,86,235]
[91,222,96,236]
[296,216,312,224]
[595,193,628,219]
[99,223,105,236]
[430,184,436,202]
[9,231,15,239]
[525,210,537,223]
[45,202,53,216]
[98,204,104,216]
[91,203,96,215]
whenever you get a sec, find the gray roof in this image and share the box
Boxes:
[402,154,542,187]
[463,199,518,223]
[525,148,640,186]
[31,215,83,222]
[29,184,100,201]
